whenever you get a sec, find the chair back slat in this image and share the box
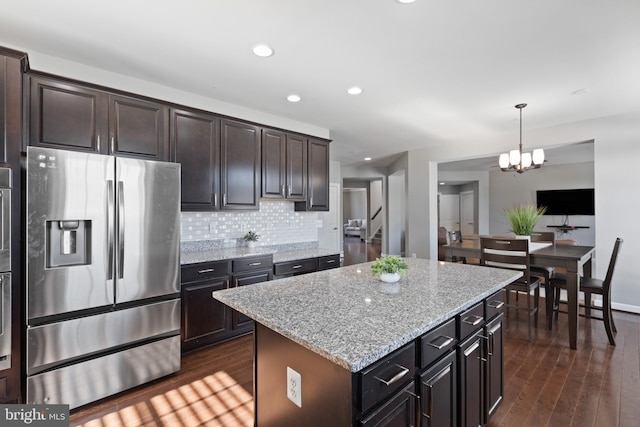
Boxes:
[530,231,556,243]
[481,237,531,283]
[603,238,623,295]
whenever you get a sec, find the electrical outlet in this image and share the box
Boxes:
[287,367,302,407]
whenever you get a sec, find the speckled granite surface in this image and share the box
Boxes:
[212,258,521,372]
[180,240,340,265]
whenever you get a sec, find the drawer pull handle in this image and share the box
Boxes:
[374,364,409,386]
[291,265,303,269]
[326,260,336,263]
[462,315,483,326]
[198,268,216,274]
[249,262,262,266]
[488,301,505,309]
[427,335,454,350]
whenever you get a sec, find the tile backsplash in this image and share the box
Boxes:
[181,200,319,246]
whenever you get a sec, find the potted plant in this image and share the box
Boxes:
[504,204,547,238]
[371,255,409,283]
[243,230,260,248]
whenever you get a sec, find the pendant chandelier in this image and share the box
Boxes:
[499,103,544,173]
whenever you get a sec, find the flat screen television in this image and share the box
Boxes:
[536,188,595,216]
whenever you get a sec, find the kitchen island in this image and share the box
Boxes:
[213,258,521,426]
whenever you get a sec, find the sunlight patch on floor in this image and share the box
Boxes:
[75,371,253,427]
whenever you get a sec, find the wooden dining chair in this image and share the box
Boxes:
[529,231,556,311]
[480,237,541,341]
[550,239,580,322]
[549,237,622,346]
[447,230,467,263]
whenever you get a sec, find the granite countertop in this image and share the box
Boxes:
[212,258,521,372]
[180,243,340,265]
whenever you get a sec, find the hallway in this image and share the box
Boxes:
[342,236,381,266]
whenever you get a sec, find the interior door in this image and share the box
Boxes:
[439,194,460,231]
[460,191,475,235]
[317,183,340,251]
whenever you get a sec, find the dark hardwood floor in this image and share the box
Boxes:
[70,301,640,427]
[342,235,381,266]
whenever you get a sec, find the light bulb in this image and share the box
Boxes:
[532,148,545,165]
[509,149,520,166]
[499,153,510,169]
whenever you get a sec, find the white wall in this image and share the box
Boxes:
[488,161,595,246]
[343,190,367,220]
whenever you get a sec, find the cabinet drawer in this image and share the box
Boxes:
[359,342,416,414]
[485,290,505,321]
[232,255,273,273]
[458,302,485,341]
[181,260,230,283]
[318,254,340,270]
[420,317,457,369]
[274,258,318,276]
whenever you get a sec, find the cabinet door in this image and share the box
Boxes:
[220,119,260,210]
[484,313,504,423]
[285,134,307,200]
[458,330,484,427]
[27,75,108,153]
[421,350,457,427]
[182,278,230,352]
[261,128,286,199]
[296,138,329,211]
[359,381,416,427]
[231,269,272,333]
[109,94,168,160]
[171,108,220,210]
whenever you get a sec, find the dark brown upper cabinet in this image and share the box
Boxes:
[170,108,220,211]
[108,94,168,160]
[296,138,330,211]
[220,119,260,210]
[261,128,307,201]
[26,74,168,160]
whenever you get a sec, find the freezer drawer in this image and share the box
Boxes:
[27,299,180,375]
[27,335,180,409]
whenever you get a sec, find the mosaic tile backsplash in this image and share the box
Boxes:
[181,200,320,246]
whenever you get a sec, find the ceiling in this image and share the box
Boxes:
[2,1,638,166]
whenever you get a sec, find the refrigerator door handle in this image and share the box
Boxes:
[118,181,125,279]
[107,180,115,280]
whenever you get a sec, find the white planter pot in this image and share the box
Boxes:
[515,235,531,243]
[247,241,257,248]
[379,272,401,283]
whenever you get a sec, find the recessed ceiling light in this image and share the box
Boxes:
[396,0,416,4]
[252,44,274,57]
[364,157,372,161]
[439,182,445,185]
[287,94,301,103]
[347,86,363,95]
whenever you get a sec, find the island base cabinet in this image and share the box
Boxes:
[359,381,417,427]
[458,329,485,427]
[420,350,457,427]
[254,323,352,427]
[484,313,504,422]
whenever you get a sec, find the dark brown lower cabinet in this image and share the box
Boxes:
[458,329,485,427]
[182,276,231,353]
[230,268,273,334]
[359,381,417,427]
[420,350,457,427]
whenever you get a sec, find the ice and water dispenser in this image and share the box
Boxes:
[46,220,91,267]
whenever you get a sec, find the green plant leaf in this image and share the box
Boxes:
[504,204,546,235]
[371,255,409,275]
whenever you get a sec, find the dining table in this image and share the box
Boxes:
[443,239,596,349]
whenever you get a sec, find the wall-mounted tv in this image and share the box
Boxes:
[536,188,595,216]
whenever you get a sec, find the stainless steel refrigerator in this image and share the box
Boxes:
[25,146,181,409]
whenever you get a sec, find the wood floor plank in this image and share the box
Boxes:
[69,300,639,427]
